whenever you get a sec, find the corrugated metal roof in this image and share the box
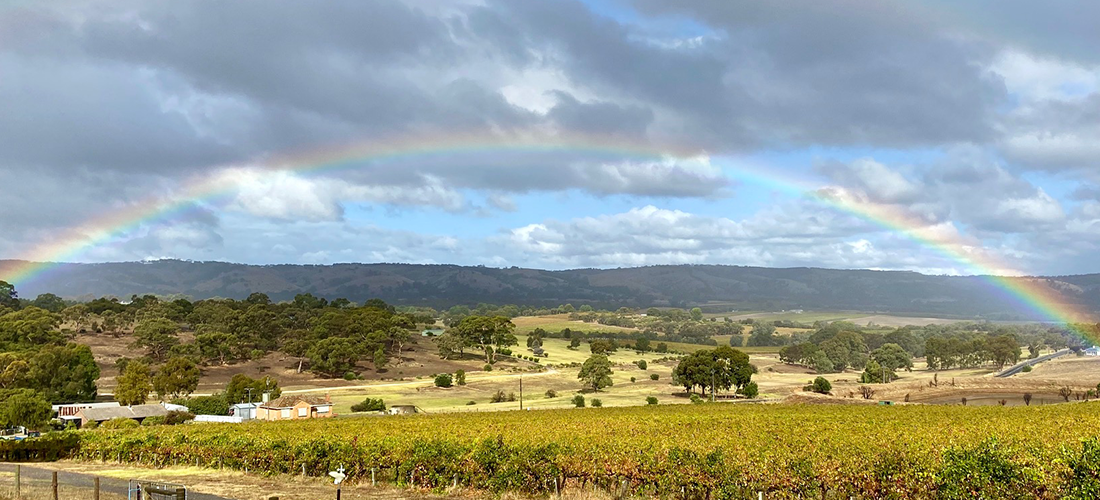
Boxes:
[261,395,330,408]
[79,404,169,422]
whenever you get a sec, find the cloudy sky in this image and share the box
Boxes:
[2,0,1099,276]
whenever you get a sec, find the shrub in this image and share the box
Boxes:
[507,392,517,402]
[343,371,358,381]
[163,411,195,425]
[172,394,228,416]
[636,360,648,370]
[455,369,466,386]
[545,390,558,398]
[1021,365,1032,373]
[811,376,832,394]
[690,394,704,404]
[650,374,659,381]
[434,373,454,388]
[491,390,508,403]
[101,418,140,429]
[591,398,603,408]
[483,364,493,372]
[741,382,759,399]
[351,398,386,412]
[572,395,585,408]
[630,377,636,383]
[466,401,476,406]
[141,416,166,426]
[646,396,658,405]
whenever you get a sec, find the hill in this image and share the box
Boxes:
[5,259,1100,320]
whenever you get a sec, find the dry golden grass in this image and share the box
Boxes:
[24,462,618,500]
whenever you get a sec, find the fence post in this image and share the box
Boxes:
[52,471,58,500]
[94,477,100,500]
[175,487,186,500]
[371,468,376,486]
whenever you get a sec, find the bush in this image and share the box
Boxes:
[572,395,585,408]
[545,390,558,398]
[466,400,476,406]
[343,371,358,381]
[0,432,79,461]
[1022,365,1032,373]
[741,381,759,399]
[100,418,140,429]
[630,377,636,383]
[650,374,659,381]
[591,398,603,408]
[507,392,517,402]
[164,411,195,425]
[636,360,648,370]
[141,416,166,426]
[646,396,658,405]
[811,376,832,394]
[351,398,386,412]
[690,394,704,404]
[483,364,493,372]
[491,390,508,403]
[434,373,454,388]
[172,394,229,416]
[455,369,466,385]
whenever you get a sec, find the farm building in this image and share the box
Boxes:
[229,402,260,420]
[388,405,419,415]
[1085,347,1100,356]
[255,395,334,421]
[75,404,169,427]
[53,402,120,426]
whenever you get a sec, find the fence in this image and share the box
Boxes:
[0,464,127,500]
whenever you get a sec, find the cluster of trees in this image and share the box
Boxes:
[60,292,429,379]
[775,321,1082,380]
[672,346,757,398]
[435,316,517,362]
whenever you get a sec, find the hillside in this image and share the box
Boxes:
[6,259,1100,320]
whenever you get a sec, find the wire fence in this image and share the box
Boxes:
[0,464,129,500]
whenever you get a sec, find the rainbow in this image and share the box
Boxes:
[0,130,1094,337]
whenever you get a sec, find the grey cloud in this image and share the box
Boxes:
[547,91,654,137]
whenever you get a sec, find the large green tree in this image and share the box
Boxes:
[452,316,517,362]
[307,337,360,377]
[115,361,152,405]
[153,357,201,399]
[131,317,180,361]
[0,389,51,429]
[225,374,281,404]
[578,355,613,392]
[0,281,18,310]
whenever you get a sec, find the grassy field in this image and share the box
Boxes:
[511,315,639,335]
[76,402,1100,498]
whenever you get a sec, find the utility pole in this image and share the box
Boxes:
[519,374,523,409]
[246,388,253,404]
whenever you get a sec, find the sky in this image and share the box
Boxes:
[1,0,1099,276]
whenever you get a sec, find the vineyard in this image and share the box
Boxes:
[75,403,1100,499]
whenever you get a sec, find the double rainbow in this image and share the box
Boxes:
[0,131,1094,338]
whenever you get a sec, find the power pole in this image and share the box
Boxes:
[519,374,523,409]
[246,388,253,404]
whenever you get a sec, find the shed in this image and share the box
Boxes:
[229,403,260,420]
[76,404,169,427]
[389,405,419,415]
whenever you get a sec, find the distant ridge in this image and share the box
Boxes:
[4,259,1099,320]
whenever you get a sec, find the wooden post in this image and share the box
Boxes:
[175,487,186,500]
[52,471,58,500]
[94,477,100,500]
[14,464,19,499]
[371,468,376,486]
